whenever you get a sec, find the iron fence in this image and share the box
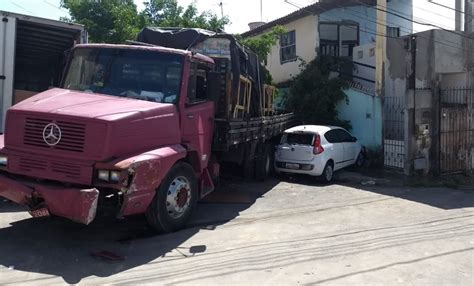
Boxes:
[383,96,405,170]
[439,88,474,174]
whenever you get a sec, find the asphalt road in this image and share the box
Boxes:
[0,172,473,285]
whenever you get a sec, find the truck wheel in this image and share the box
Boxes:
[256,143,272,181]
[146,162,198,233]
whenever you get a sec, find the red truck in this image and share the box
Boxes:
[0,30,293,232]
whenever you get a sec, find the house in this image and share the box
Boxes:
[383,29,473,175]
[241,0,467,161]
[241,0,460,86]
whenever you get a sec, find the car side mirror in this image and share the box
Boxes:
[351,136,357,142]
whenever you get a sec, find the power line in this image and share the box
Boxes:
[354,0,473,41]
[335,6,469,53]
[43,0,68,13]
[284,0,470,52]
[385,0,460,27]
[8,0,36,15]
[428,0,472,15]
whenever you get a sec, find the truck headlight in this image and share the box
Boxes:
[97,170,121,183]
[0,155,8,166]
[109,171,121,183]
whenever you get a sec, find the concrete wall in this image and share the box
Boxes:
[385,29,474,174]
[265,15,319,84]
[337,88,382,149]
[352,43,375,91]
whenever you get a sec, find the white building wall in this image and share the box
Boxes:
[265,15,319,83]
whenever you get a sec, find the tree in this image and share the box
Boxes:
[237,26,285,65]
[236,26,285,84]
[143,0,229,32]
[61,0,146,43]
[286,56,351,129]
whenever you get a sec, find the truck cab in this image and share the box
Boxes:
[0,44,217,232]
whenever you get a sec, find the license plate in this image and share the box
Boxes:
[286,163,299,169]
[30,207,50,218]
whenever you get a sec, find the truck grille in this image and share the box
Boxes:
[23,118,86,152]
[15,156,87,183]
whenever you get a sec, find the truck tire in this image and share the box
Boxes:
[146,162,198,233]
[255,143,272,181]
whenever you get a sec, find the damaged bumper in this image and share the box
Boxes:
[0,173,99,225]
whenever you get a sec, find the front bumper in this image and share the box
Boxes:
[0,173,99,225]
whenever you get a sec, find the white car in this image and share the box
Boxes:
[275,125,364,182]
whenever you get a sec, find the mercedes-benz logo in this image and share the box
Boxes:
[43,123,62,146]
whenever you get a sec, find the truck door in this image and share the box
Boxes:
[181,62,215,171]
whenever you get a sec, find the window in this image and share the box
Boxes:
[280,30,296,63]
[283,133,314,145]
[187,62,209,104]
[320,22,359,57]
[335,129,354,142]
[357,50,363,59]
[324,130,339,143]
[386,26,400,38]
[63,48,183,103]
[369,48,375,57]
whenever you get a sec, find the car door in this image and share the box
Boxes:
[336,129,359,166]
[323,129,344,170]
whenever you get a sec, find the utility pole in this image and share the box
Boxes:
[466,0,473,32]
[218,2,224,18]
[375,0,386,98]
[455,0,463,31]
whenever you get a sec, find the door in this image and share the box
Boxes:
[323,129,344,169]
[0,16,16,131]
[336,129,359,165]
[181,62,215,171]
[277,132,315,162]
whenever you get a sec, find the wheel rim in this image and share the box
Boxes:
[166,176,192,219]
[325,165,333,181]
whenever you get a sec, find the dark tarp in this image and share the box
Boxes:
[137,27,267,118]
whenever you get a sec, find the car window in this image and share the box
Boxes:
[283,133,314,145]
[324,130,339,143]
[335,129,353,142]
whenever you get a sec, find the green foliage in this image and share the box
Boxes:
[61,0,146,43]
[236,26,285,84]
[286,56,351,129]
[143,0,229,32]
[61,0,228,43]
[238,26,285,64]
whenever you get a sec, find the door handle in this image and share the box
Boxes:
[186,113,194,119]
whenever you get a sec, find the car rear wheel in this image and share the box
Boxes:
[355,152,365,167]
[320,162,334,183]
[146,162,198,233]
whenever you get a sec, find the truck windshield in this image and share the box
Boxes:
[63,48,184,103]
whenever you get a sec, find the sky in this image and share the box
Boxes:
[0,0,458,34]
[0,0,315,34]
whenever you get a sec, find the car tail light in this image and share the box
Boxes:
[313,134,324,155]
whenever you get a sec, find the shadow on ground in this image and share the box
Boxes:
[278,170,474,210]
[0,178,279,284]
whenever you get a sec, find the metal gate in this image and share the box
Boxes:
[383,96,405,169]
[439,88,474,174]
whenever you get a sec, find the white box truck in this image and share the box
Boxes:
[0,11,87,131]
